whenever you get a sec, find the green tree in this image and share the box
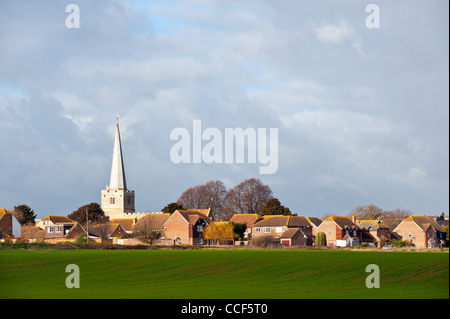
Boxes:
[161,202,184,215]
[231,222,247,240]
[316,232,327,247]
[12,204,37,225]
[260,198,292,216]
[68,203,107,225]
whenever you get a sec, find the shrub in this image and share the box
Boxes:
[249,235,276,249]
[315,232,326,247]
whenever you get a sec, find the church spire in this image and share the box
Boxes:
[109,116,127,190]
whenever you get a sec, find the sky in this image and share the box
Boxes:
[0,0,448,219]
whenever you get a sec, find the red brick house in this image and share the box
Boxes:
[162,209,212,245]
[394,215,447,249]
[0,208,21,238]
[250,215,313,246]
[229,214,263,238]
[356,219,392,247]
[315,216,361,247]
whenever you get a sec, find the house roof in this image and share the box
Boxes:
[323,216,359,230]
[88,223,123,237]
[167,210,212,226]
[252,215,311,228]
[0,208,12,218]
[20,226,45,239]
[356,220,389,230]
[230,214,263,227]
[41,216,74,224]
[108,218,136,232]
[401,215,446,233]
[306,217,323,227]
[280,228,305,239]
[132,213,171,231]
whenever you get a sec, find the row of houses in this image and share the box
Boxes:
[0,207,447,249]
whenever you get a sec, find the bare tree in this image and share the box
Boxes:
[349,204,384,220]
[177,180,228,220]
[226,178,273,215]
[132,215,162,244]
[382,208,412,231]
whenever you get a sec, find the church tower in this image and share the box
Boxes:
[101,117,135,219]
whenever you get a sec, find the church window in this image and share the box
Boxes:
[110,197,115,204]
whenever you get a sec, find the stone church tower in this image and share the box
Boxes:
[101,118,135,219]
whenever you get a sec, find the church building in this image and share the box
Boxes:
[101,118,137,220]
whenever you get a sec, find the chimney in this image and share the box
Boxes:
[351,215,356,223]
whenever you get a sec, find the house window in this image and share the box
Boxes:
[353,230,357,236]
[328,230,331,234]
[345,229,349,235]
[48,226,54,233]
[264,227,271,233]
[56,226,62,233]
[255,227,260,233]
[275,227,283,233]
[408,232,412,237]
[197,237,203,245]
[197,225,203,232]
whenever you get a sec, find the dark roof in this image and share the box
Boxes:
[306,217,323,227]
[41,216,74,224]
[324,216,359,230]
[252,215,311,228]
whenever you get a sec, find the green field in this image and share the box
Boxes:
[0,249,448,299]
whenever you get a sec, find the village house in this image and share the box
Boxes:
[162,209,212,245]
[0,208,21,238]
[249,215,313,246]
[229,213,263,239]
[356,219,392,247]
[88,223,128,240]
[306,217,323,237]
[315,216,361,247]
[108,218,137,234]
[394,215,447,249]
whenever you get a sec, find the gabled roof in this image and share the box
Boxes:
[252,215,311,228]
[400,215,446,233]
[168,210,212,226]
[323,216,359,230]
[41,216,74,224]
[306,217,323,227]
[132,213,171,231]
[108,218,136,232]
[230,214,263,227]
[280,228,306,239]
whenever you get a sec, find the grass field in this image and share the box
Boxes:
[0,249,448,299]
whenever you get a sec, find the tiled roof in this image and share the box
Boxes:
[324,216,359,230]
[403,215,446,233]
[306,217,323,227]
[41,216,74,224]
[109,218,136,232]
[132,213,171,231]
[252,215,311,228]
[20,226,45,239]
[280,228,302,238]
[230,214,263,227]
[175,210,212,225]
[356,220,389,230]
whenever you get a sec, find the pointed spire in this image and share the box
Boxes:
[109,117,127,190]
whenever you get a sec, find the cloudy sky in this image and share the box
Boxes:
[0,0,448,219]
